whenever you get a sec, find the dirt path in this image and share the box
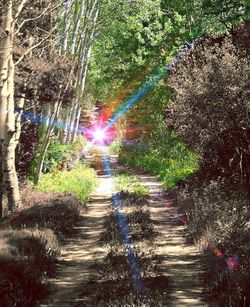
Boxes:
[40,175,112,307]
[137,173,206,306]
[41,160,205,306]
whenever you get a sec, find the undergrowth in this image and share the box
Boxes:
[3,194,84,237]
[0,185,86,306]
[0,228,59,306]
[35,163,97,202]
[114,172,149,197]
[29,136,88,179]
[176,179,250,306]
[118,127,198,188]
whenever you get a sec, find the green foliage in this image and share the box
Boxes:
[88,0,166,101]
[108,140,121,155]
[119,126,199,188]
[30,136,88,180]
[114,173,149,197]
[42,141,69,173]
[88,0,248,102]
[36,163,97,202]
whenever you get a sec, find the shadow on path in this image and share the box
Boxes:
[139,173,206,306]
[40,177,112,307]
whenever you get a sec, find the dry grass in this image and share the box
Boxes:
[0,184,86,306]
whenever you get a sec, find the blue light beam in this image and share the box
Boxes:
[101,147,145,298]
[16,108,86,134]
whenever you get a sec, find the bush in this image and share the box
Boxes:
[118,127,198,188]
[167,23,250,192]
[29,136,88,178]
[176,179,250,306]
[108,140,121,155]
[36,163,97,202]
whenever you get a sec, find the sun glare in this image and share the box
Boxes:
[93,128,105,142]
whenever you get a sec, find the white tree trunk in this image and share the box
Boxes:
[34,98,62,184]
[71,0,86,55]
[61,0,72,53]
[0,1,21,213]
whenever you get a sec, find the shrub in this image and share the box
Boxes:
[119,130,198,188]
[29,136,88,178]
[36,163,97,202]
[176,180,250,306]
[108,140,121,155]
[167,23,250,192]
[3,194,83,237]
[1,229,59,274]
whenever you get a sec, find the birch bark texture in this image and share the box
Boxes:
[59,0,100,143]
[0,0,21,214]
[0,0,57,213]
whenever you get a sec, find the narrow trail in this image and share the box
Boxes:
[41,159,205,306]
[137,172,205,306]
[41,175,112,307]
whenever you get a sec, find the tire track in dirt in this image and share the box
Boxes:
[40,176,112,307]
[138,173,206,306]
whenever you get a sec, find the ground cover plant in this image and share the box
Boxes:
[2,194,84,238]
[176,180,250,307]
[0,228,59,307]
[118,127,199,189]
[36,163,97,202]
[114,172,149,197]
[0,183,88,305]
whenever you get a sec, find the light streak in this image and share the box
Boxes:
[18,108,86,135]
[105,38,202,130]
[101,147,145,298]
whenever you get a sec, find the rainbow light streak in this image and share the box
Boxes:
[101,147,145,298]
[105,67,168,129]
[104,38,201,130]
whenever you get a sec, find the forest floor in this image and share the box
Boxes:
[40,157,205,306]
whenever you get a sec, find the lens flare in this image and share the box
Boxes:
[93,128,106,142]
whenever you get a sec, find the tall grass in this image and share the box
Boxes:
[0,228,59,306]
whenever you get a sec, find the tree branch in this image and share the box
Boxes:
[14,4,52,34]
[14,0,29,20]
[14,26,56,66]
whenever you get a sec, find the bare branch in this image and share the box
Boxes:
[14,0,29,20]
[14,4,52,34]
[14,26,56,66]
